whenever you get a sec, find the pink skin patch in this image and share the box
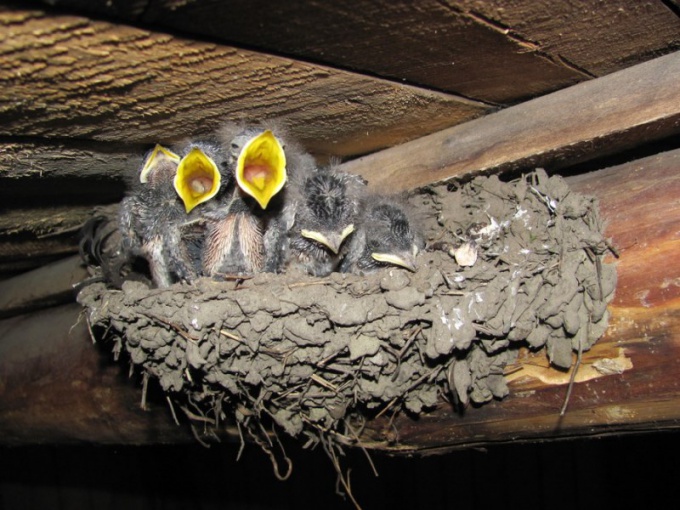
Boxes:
[244,164,271,190]
[190,176,213,197]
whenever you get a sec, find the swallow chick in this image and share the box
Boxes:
[340,197,423,275]
[285,164,365,276]
[201,125,290,277]
[120,144,216,287]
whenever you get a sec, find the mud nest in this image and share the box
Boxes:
[78,169,616,453]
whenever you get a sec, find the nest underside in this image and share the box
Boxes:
[78,169,616,447]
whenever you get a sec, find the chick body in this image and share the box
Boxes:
[119,146,202,287]
[285,165,365,276]
[340,197,423,274]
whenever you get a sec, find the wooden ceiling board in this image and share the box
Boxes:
[148,0,594,103]
[40,0,680,104]
[0,7,488,156]
[455,0,680,75]
[0,140,144,180]
[341,51,680,191]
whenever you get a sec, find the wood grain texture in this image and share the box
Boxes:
[41,0,680,104]
[1,149,679,447]
[341,50,680,192]
[0,140,144,180]
[456,0,680,76]
[0,304,196,444]
[0,7,487,157]
[140,0,590,104]
[0,255,87,318]
[0,204,103,277]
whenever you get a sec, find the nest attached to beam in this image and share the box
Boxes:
[78,169,616,452]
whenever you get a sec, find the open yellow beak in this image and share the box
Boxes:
[235,130,287,209]
[174,147,221,213]
[140,145,180,183]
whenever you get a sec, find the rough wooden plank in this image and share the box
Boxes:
[0,205,100,277]
[0,205,107,237]
[0,149,678,447]
[0,7,488,158]
[0,139,144,180]
[0,304,196,444]
[0,237,80,280]
[341,50,680,192]
[44,0,586,104]
[0,255,87,318]
[359,148,680,453]
[456,0,680,76]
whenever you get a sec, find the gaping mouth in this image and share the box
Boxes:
[140,145,180,183]
[236,130,287,209]
[174,147,221,213]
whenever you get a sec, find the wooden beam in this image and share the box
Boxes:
[0,139,144,180]
[0,205,115,277]
[0,304,196,444]
[1,148,678,448]
[341,50,680,192]
[0,7,487,158]
[455,0,680,76]
[0,255,88,318]
[41,1,680,103]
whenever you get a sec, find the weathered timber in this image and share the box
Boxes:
[0,204,117,277]
[0,236,79,274]
[0,148,678,447]
[341,50,680,192]
[42,0,585,104]
[0,255,88,318]
[0,7,487,157]
[0,139,144,180]
[42,1,680,103]
[0,205,107,236]
[0,303,197,444]
[456,0,680,76]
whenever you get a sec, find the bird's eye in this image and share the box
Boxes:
[230,143,239,150]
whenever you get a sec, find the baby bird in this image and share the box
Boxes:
[340,198,423,274]
[119,145,202,287]
[285,165,365,276]
[172,140,226,274]
[202,125,289,277]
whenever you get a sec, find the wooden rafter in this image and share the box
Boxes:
[1,147,679,448]
[342,50,680,192]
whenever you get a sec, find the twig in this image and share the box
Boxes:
[605,239,620,258]
[560,332,585,417]
[189,423,211,448]
[140,371,149,411]
[179,405,217,425]
[145,313,199,341]
[311,373,339,392]
[320,434,363,510]
[236,420,246,462]
[287,280,331,289]
[344,420,379,478]
[219,329,242,341]
[377,366,444,419]
[316,349,345,368]
[245,423,293,481]
[166,396,180,426]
